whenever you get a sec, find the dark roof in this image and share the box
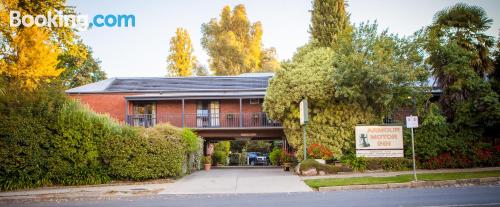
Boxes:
[66,73,273,94]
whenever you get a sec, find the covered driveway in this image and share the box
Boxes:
[159,168,311,194]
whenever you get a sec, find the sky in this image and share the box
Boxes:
[68,0,500,78]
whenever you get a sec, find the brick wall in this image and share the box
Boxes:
[68,93,134,122]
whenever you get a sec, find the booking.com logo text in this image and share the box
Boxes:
[9,11,135,31]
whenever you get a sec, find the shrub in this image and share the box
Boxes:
[101,124,186,180]
[203,156,212,165]
[366,158,412,171]
[229,153,241,165]
[299,159,349,175]
[307,143,334,160]
[182,129,200,153]
[269,148,283,165]
[212,141,230,166]
[340,154,368,172]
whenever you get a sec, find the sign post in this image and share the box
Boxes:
[406,115,419,181]
[300,99,308,160]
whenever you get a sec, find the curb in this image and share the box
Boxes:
[317,177,500,191]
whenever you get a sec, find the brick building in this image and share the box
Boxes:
[66,73,285,144]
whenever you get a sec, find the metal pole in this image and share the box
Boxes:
[411,127,417,181]
[303,123,307,160]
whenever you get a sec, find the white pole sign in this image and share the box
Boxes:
[299,99,308,126]
[406,116,419,128]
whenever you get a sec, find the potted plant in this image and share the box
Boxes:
[307,143,334,164]
[281,151,293,171]
[203,156,212,171]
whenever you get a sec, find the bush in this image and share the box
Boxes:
[299,159,350,175]
[101,124,186,180]
[269,148,283,166]
[0,86,196,190]
[340,154,368,172]
[212,141,230,166]
[307,143,334,160]
[229,153,241,165]
[366,158,412,171]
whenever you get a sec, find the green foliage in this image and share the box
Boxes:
[203,156,212,165]
[58,43,107,88]
[265,22,426,158]
[299,159,350,175]
[102,124,187,180]
[212,141,230,165]
[340,154,368,172]
[310,0,350,47]
[366,158,412,171]
[0,86,195,190]
[246,141,272,152]
[269,148,283,166]
[426,3,500,136]
[182,129,201,153]
[229,153,242,166]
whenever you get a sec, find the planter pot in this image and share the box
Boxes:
[204,164,211,171]
[315,159,326,164]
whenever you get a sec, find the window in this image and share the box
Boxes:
[196,100,219,127]
[132,102,156,127]
[249,98,260,104]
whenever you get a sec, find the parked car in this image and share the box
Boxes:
[247,152,270,166]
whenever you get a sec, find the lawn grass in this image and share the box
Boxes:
[304,170,500,189]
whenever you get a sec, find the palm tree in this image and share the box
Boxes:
[430,3,494,77]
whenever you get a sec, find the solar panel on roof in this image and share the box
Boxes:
[105,76,271,92]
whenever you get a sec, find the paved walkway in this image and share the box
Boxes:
[159,168,312,194]
[300,167,500,180]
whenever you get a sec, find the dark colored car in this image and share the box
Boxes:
[247,152,270,166]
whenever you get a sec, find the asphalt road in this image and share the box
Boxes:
[3,185,500,207]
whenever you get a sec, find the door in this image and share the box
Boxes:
[133,102,156,127]
[197,100,219,127]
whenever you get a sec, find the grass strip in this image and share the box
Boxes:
[304,170,500,189]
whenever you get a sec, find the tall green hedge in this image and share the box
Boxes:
[0,87,200,190]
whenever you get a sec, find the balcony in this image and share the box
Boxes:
[126,112,282,129]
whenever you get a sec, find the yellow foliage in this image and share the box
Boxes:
[202,4,276,75]
[1,27,63,90]
[167,28,195,76]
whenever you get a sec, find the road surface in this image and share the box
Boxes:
[3,185,500,207]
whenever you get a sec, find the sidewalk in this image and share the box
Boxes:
[300,167,500,180]
[0,180,173,201]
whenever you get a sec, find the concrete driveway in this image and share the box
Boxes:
[159,168,312,194]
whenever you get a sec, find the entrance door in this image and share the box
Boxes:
[197,100,219,127]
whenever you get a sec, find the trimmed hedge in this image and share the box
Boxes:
[101,124,187,180]
[366,158,412,171]
[0,88,200,190]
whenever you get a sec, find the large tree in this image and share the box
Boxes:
[0,0,106,89]
[167,28,196,76]
[309,0,350,47]
[58,42,106,88]
[201,4,278,75]
[264,23,427,157]
[426,3,500,128]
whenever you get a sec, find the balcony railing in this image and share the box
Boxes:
[126,112,282,128]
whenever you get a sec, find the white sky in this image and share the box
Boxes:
[68,0,500,78]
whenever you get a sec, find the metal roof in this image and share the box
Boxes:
[125,91,266,100]
[65,74,273,94]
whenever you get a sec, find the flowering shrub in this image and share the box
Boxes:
[280,151,295,163]
[307,143,334,160]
